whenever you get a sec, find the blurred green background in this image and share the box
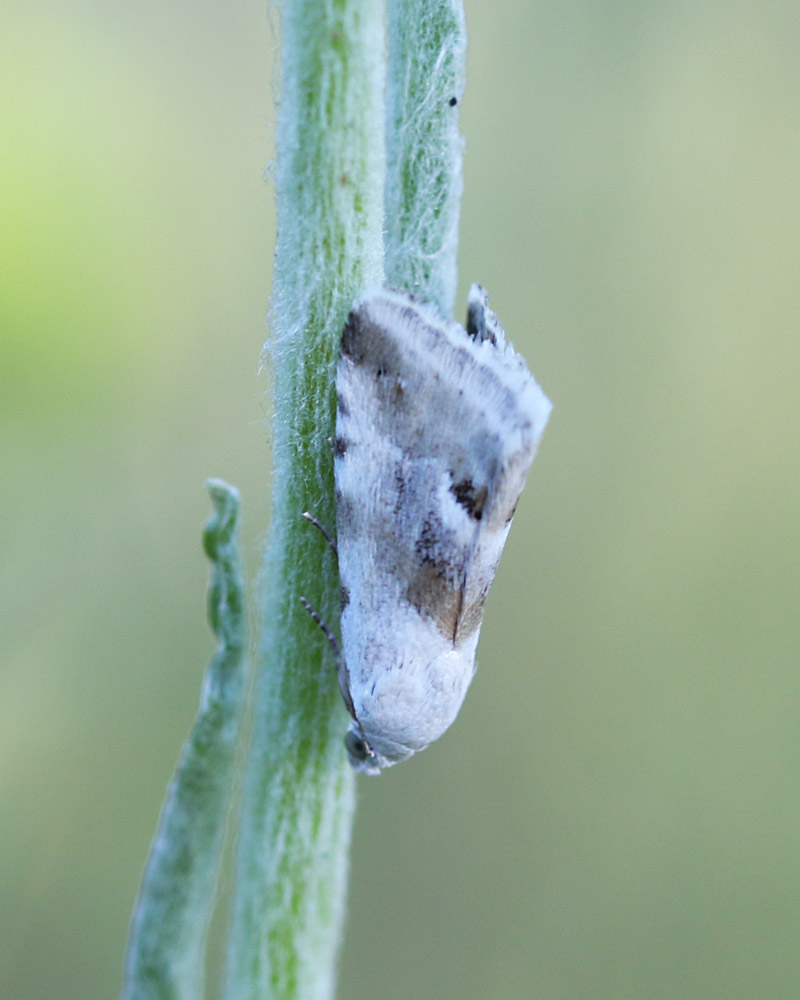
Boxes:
[3,1,800,997]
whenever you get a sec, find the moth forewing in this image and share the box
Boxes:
[333,286,551,773]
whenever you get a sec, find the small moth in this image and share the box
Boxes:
[332,285,552,774]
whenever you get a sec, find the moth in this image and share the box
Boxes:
[328,285,551,774]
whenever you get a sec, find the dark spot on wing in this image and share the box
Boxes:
[505,499,519,525]
[333,435,348,458]
[450,478,488,521]
[340,585,350,611]
[335,488,356,526]
[340,311,363,361]
[392,461,409,514]
[465,287,499,345]
[339,304,405,377]
[449,96,458,107]
[415,515,448,574]
[336,391,349,417]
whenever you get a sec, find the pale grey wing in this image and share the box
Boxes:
[335,289,551,651]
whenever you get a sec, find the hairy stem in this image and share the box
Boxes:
[222,2,384,998]
[385,0,466,313]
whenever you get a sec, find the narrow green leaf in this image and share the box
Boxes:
[121,480,247,1000]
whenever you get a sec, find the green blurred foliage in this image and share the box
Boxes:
[3,2,800,998]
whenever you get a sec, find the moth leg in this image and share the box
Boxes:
[299,596,341,658]
[298,596,357,720]
[301,510,337,555]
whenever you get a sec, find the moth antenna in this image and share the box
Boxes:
[302,510,338,555]
[299,596,342,661]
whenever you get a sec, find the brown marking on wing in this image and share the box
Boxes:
[454,586,490,644]
[404,561,464,642]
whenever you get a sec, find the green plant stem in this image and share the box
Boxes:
[121,480,246,1000]
[385,0,467,313]
[222,2,384,999]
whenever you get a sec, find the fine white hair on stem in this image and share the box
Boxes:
[222,2,386,999]
[385,0,467,313]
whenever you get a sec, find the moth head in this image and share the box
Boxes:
[344,723,415,775]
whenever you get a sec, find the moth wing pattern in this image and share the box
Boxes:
[334,286,551,771]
